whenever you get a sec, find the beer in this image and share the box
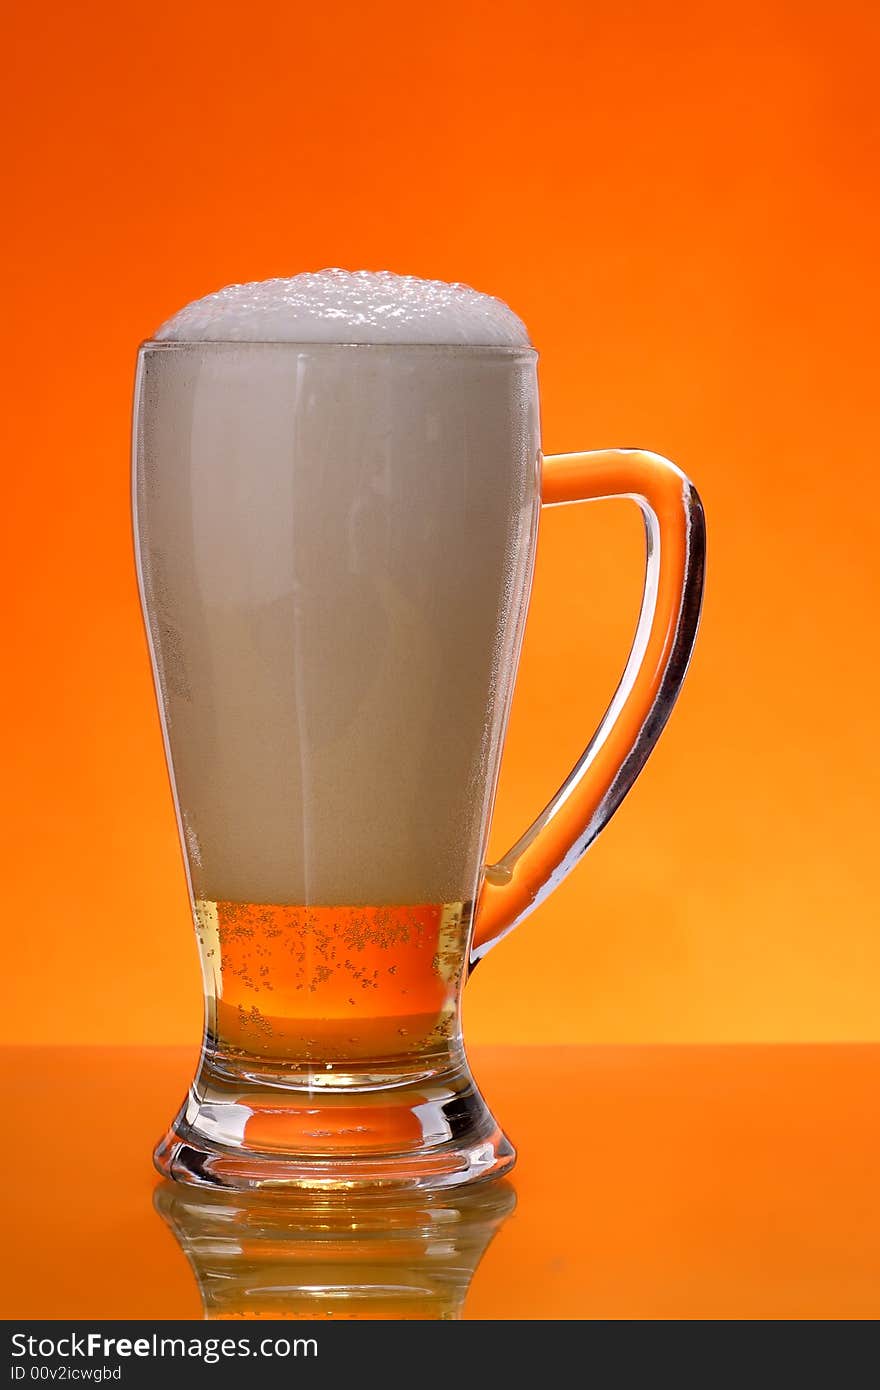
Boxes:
[135,273,538,1093]
[197,899,469,1071]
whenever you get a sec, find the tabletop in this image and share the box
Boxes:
[4,1044,879,1320]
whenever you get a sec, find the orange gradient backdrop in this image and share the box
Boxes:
[3,0,878,1045]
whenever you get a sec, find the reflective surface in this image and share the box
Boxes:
[155,1181,516,1320]
[4,1045,880,1319]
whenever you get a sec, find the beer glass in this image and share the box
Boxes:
[133,340,704,1190]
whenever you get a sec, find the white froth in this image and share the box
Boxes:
[154,269,530,347]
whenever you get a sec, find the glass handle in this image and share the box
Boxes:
[471,449,706,963]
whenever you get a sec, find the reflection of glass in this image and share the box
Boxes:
[154,1179,515,1320]
[135,341,704,1191]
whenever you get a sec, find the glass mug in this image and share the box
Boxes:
[133,340,705,1190]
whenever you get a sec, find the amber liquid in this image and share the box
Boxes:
[197,900,470,1071]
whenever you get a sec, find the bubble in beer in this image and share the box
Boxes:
[154,269,530,346]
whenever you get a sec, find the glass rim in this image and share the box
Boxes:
[138,339,538,359]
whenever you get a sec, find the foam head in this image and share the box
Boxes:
[153,269,530,347]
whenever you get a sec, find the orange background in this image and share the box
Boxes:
[3,0,879,1046]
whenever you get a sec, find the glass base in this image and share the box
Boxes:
[154,1054,515,1192]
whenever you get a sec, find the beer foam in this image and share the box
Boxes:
[154,269,530,347]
